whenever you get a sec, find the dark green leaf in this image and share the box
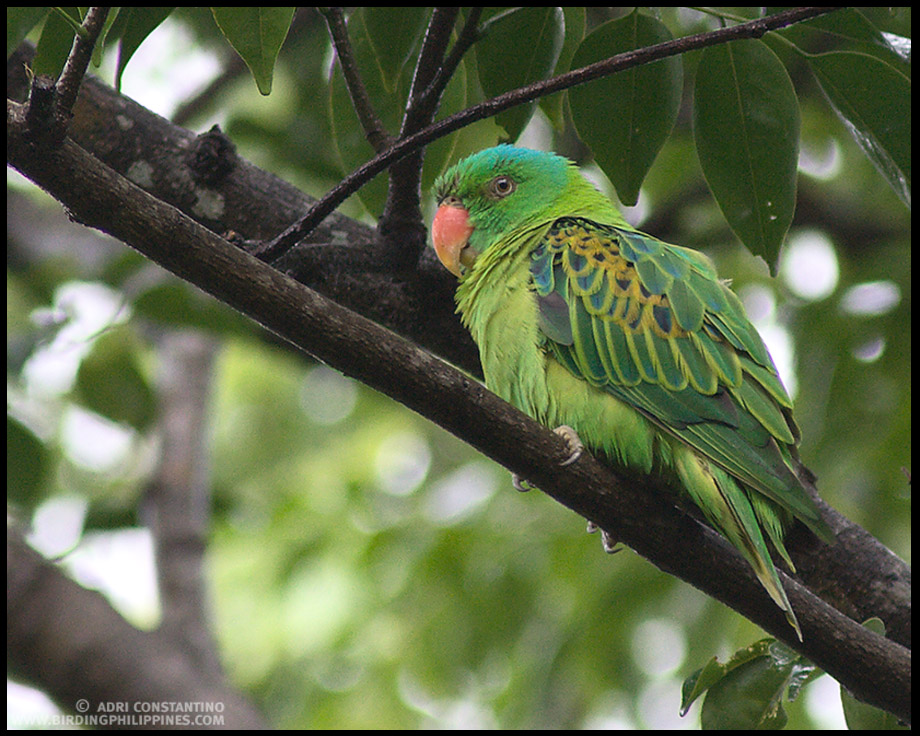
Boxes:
[538,6,586,130]
[7,415,52,507]
[31,7,82,78]
[569,10,681,205]
[807,51,910,207]
[362,7,429,94]
[111,7,175,91]
[693,39,800,270]
[681,638,773,715]
[780,7,910,78]
[211,7,295,95]
[476,7,565,142]
[682,638,820,730]
[7,6,50,59]
[75,328,156,431]
[701,653,789,729]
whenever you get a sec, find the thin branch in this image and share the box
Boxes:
[55,7,110,122]
[399,6,459,137]
[256,6,842,263]
[377,7,462,265]
[320,7,394,152]
[416,7,483,112]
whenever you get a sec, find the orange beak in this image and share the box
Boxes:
[432,203,475,277]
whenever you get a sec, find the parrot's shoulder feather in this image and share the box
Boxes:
[529,217,825,527]
[530,216,780,394]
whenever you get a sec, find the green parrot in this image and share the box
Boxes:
[431,144,833,640]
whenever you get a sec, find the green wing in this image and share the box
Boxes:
[530,217,829,538]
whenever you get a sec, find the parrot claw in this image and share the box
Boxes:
[512,425,585,491]
[512,474,534,492]
[553,425,584,466]
[587,521,621,553]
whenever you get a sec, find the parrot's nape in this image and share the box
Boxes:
[431,145,834,640]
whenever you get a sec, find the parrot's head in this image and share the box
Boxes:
[431,145,573,277]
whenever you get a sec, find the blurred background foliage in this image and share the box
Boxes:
[7,7,909,729]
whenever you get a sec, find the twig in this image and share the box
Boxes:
[320,7,394,152]
[256,6,841,263]
[416,8,483,112]
[376,8,462,266]
[399,7,459,137]
[55,7,110,122]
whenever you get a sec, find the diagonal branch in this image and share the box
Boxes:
[7,105,909,724]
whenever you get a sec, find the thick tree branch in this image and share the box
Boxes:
[7,106,910,723]
[7,49,479,373]
[7,529,268,728]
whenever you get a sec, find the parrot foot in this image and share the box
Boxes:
[587,521,621,553]
[512,425,585,491]
[553,425,584,466]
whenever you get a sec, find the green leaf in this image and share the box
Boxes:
[7,6,51,59]
[681,638,772,715]
[538,6,586,130]
[682,638,821,729]
[75,328,156,431]
[362,6,429,94]
[7,415,52,508]
[806,51,910,207]
[569,10,682,206]
[780,7,910,79]
[476,7,565,142]
[701,652,790,728]
[31,7,81,78]
[693,39,800,270]
[110,7,175,92]
[841,690,909,730]
[211,7,295,95]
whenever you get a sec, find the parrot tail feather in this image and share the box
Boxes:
[674,448,803,641]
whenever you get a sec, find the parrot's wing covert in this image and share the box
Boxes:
[530,217,829,535]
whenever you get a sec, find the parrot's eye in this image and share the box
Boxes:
[488,176,516,198]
